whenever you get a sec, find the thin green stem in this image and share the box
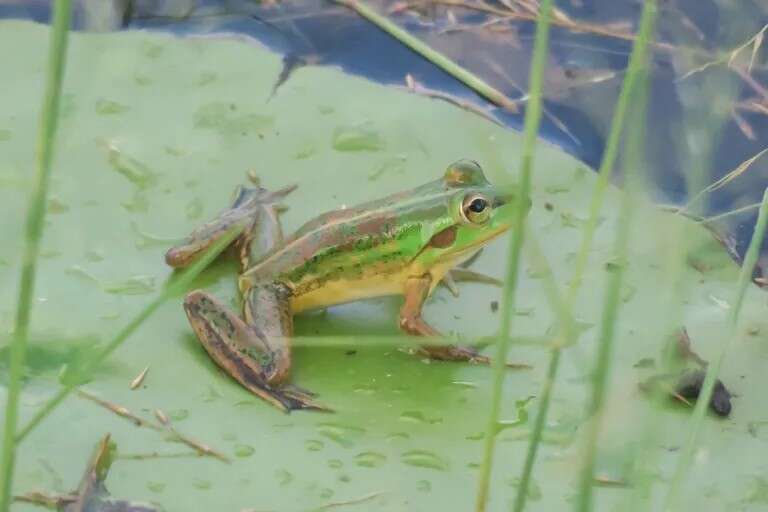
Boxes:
[627,223,689,512]
[699,201,764,223]
[575,5,656,510]
[333,0,520,113]
[475,1,554,510]
[574,220,630,512]
[514,3,657,510]
[512,237,574,512]
[15,227,240,443]
[0,3,72,510]
[664,187,768,511]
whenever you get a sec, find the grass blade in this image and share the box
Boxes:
[664,187,768,511]
[575,65,651,512]
[475,1,554,511]
[0,2,72,510]
[513,2,658,510]
[682,147,768,214]
[333,0,520,113]
[15,226,240,443]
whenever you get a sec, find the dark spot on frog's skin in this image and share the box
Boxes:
[345,350,357,356]
[490,300,499,312]
[545,202,554,211]
[428,226,457,249]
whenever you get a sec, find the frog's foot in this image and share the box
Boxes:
[416,345,532,369]
[400,276,529,369]
[417,344,489,364]
[183,290,328,413]
[280,385,331,412]
[273,386,331,412]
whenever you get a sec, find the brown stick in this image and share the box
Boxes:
[76,390,230,463]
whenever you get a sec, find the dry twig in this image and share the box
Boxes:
[76,389,230,463]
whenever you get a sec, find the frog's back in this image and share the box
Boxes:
[243,182,452,311]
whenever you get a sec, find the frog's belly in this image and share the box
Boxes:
[289,269,409,313]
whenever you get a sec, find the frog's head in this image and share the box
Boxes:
[414,160,530,270]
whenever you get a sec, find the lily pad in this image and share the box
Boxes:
[1,20,767,511]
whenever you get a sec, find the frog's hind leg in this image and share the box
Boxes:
[183,289,328,412]
[165,185,295,268]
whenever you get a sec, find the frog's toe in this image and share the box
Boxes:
[281,383,319,398]
[418,344,485,362]
[416,344,532,370]
[279,386,333,413]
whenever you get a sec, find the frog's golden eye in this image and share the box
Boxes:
[461,194,491,224]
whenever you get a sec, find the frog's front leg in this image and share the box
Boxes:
[183,285,326,412]
[399,275,491,364]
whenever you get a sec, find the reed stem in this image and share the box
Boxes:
[333,0,520,114]
[475,1,554,510]
[663,187,768,511]
[0,3,72,510]
[514,2,657,510]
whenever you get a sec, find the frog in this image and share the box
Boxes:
[165,160,529,412]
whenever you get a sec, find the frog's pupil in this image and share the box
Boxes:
[469,198,487,213]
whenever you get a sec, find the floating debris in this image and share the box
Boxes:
[102,140,158,189]
[95,98,130,115]
[400,449,449,471]
[77,390,230,462]
[675,369,733,417]
[130,365,150,390]
[639,369,733,417]
[15,434,162,511]
[354,451,387,468]
[332,124,385,152]
[234,444,255,458]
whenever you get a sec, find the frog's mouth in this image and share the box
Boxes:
[433,222,511,266]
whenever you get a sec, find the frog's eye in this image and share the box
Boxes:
[461,194,491,224]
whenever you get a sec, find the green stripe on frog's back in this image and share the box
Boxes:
[242,179,456,294]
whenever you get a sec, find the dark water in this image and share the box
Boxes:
[3,0,768,278]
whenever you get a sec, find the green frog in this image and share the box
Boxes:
[166,160,529,412]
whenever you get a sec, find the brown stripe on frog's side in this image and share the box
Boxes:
[286,222,403,294]
[241,185,457,288]
[285,198,456,292]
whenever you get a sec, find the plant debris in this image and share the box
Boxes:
[675,369,733,417]
[77,389,230,462]
[15,434,162,511]
[130,365,150,390]
[640,369,733,417]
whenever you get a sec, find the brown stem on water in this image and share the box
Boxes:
[76,390,230,463]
